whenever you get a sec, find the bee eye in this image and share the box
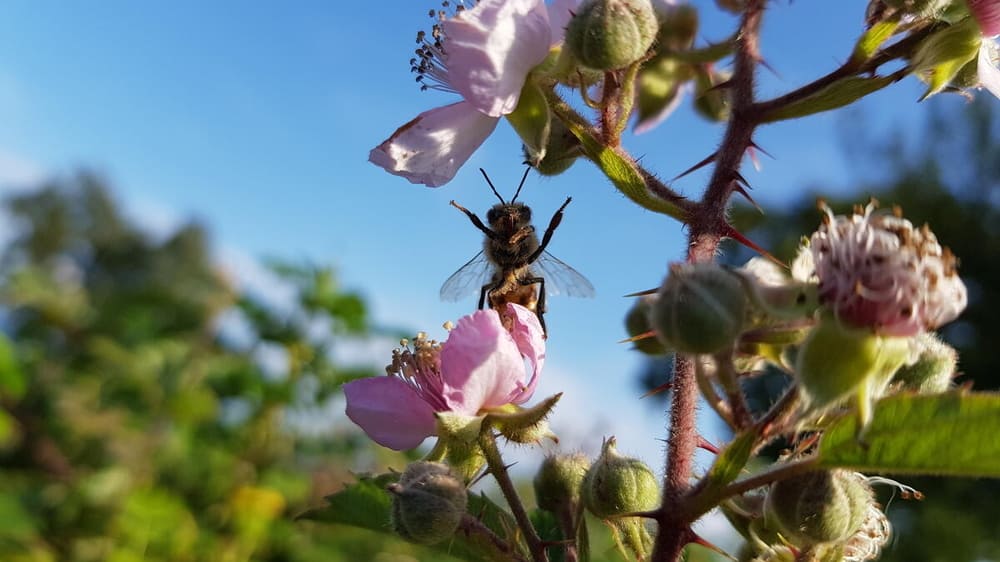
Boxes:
[521,207,532,221]
[487,209,500,223]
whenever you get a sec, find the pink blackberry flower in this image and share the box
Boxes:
[807,201,967,337]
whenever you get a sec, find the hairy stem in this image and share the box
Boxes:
[458,513,529,562]
[479,431,548,562]
[652,2,767,560]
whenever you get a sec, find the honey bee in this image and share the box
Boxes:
[440,168,594,335]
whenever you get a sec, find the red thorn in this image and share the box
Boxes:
[731,170,752,189]
[697,435,720,455]
[672,151,718,182]
[687,530,737,560]
[623,287,658,297]
[748,139,774,160]
[641,380,673,399]
[732,183,764,214]
[619,330,658,344]
[723,223,784,268]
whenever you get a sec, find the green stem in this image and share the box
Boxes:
[714,350,753,429]
[684,457,819,519]
[544,87,691,220]
[479,431,548,562]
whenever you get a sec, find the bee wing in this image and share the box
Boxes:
[440,251,494,302]
[534,251,595,298]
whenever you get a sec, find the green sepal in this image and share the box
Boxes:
[667,35,736,64]
[435,412,486,481]
[485,393,562,444]
[851,16,901,64]
[506,79,552,164]
[912,17,982,100]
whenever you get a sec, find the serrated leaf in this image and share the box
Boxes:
[761,75,896,123]
[817,392,1000,477]
[301,473,523,562]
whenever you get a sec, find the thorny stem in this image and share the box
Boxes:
[479,431,548,562]
[458,513,529,562]
[652,2,766,560]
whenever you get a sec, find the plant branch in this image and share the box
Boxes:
[652,2,767,560]
[458,513,529,562]
[687,457,820,518]
[479,431,548,562]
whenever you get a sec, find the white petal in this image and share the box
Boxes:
[369,101,499,187]
[442,0,551,117]
[978,41,1000,100]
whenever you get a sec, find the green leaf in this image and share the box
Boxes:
[761,75,896,123]
[667,36,735,64]
[300,473,523,562]
[704,430,755,489]
[851,17,900,63]
[817,392,1000,477]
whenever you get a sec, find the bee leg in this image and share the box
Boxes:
[478,283,491,310]
[521,276,548,337]
[450,200,499,240]
[527,197,572,263]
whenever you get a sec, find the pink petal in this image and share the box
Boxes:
[440,309,526,414]
[547,0,581,45]
[501,303,546,404]
[969,0,1000,37]
[344,376,437,450]
[979,41,1000,99]
[442,0,552,117]
[369,101,499,187]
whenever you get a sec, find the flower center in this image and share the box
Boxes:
[410,2,474,94]
[386,332,450,411]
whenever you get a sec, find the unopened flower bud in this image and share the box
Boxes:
[565,0,659,71]
[388,461,468,545]
[693,65,731,122]
[625,296,670,355]
[656,4,699,51]
[534,453,591,513]
[764,470,872,548]
[912,17,982,99]
[650,263,747,355]
[524,118,581,176]
[583,437,659,518]
[892,332,957,393]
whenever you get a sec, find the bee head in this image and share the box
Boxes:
[487,203,532,232]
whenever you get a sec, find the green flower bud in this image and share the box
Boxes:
[524,118,581,176]
[764,470,872,548]
[388,461,468,545]
[534,453,591,513]
[625,296,670,355]
[650,263,747,355]
[656,4,699,51]
[582,437,659,518]
[892,332,957,393]
[795,313,911,414]
[693,64,731,122]
[565,0,659,71]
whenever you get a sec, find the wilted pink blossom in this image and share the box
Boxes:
[343,304,545,450]
[806,202,967,337]
[968,0,1000,99]
[369,0,556,187]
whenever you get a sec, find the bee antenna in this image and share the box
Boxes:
[510,166,531,203]
[480,168,506,204]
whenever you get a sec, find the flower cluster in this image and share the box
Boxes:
[805,201,967,337]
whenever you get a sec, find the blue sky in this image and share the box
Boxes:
[0,2,956,470]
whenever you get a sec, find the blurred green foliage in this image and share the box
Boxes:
[0,172,435,561]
